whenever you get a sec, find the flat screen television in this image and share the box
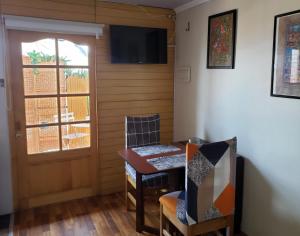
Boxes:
[110,25,167,64]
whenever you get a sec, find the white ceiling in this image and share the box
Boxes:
[102,0,196,9]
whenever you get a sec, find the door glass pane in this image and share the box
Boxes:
[59,68,89,94]
[22,39,56,65]
[25,98,58,125]
[26,126,59,154]
[58,39,88,66]
[23,68,57,95]
[60,96,90,122]
[61,124,90,150]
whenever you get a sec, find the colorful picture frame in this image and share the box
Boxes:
[207,9,237,69]
[271,9,300,99]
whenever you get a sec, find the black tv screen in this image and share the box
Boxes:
[110,25,167,64]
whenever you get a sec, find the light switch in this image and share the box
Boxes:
[175,67,191,83]
[0,78,4,88]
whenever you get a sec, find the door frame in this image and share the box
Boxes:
[6,30,99,209]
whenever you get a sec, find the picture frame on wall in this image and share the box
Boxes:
[207,9,237,69]
[271,9,300,99]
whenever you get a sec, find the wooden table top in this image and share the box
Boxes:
[118,143,186,175]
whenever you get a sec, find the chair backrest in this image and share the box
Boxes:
[125,114,160,148]
[185,137,237,225]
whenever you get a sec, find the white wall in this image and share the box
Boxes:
[174,0,300,235]
[0,19,13,215]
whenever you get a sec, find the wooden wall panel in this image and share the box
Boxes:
[95,2,175,195]
[1,0,95,22]
[2,0,175,198]
[96,2,174,194]
[96,2,174,29]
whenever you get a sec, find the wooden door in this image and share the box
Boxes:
[8,30,98,209]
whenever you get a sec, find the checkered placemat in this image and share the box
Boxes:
[131,145,181,157]
[147,153,186,170]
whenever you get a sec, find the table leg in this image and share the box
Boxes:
[179,168,185,190]
[136,172,144,233]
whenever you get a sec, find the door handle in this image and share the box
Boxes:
[16,131,23,138]
[15,121,23,138]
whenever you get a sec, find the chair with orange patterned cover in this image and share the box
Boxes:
[159,137,237,236]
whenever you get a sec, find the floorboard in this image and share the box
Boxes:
[12,193,246,236]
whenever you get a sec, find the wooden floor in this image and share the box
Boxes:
[13,193,159,236]
[12,193,246,236]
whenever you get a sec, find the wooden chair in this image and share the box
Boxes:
[160,138,237,236]
[124,114,169,210]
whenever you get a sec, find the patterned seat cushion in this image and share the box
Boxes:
[125,163,168,188]
[159,191,188,224]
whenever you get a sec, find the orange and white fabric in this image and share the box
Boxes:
[160,137,237,225]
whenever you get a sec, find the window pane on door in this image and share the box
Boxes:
[58,39,88,66]
[22,39,56,65]
[59,68,89,94]
[61,124,90,150]
[60,96,90,122]
[19,36,93,156]
[25,98,58,125]
[23,68,57,95]
[26,126,59,154]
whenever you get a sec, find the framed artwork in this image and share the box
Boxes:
[207,9,237,69]
[271,10,300,99]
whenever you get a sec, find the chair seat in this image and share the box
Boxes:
[160,191,235,236]
[125,162,168,188]
[160,190,230,226]
[159,191,188,224]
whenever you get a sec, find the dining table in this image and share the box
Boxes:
[118,143,187,235]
